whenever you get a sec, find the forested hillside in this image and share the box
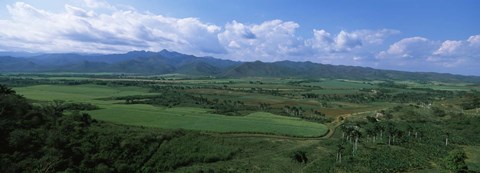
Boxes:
[1,50,480,83]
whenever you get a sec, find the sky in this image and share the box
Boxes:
[0,0,479,75]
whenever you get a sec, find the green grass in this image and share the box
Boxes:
[90,107,327,137]
[464,146,480,172]
[14,84,153,104]
[14,84,328,137]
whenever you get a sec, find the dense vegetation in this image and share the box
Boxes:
[1,73,479,172]
[0,85,244,172]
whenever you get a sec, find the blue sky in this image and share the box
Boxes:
[0,0,479,75]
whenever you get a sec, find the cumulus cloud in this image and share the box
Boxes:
[0,1,398,61]
[0,1,478,75]
[216,20,399,62]
[307,29,398,53]
[428,35,480,67]
[434,40,462,55]
[217,20,308,61]
[0,1,225,54]
[301,29,399,66]
[375,35,480,73]
[377,37,438,59]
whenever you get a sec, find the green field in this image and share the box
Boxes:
[15,84,153,103]
[4,73,480,172]
[15,84,328,137]
[91,107,327,136]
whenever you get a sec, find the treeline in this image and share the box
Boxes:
[460,90,480,110]
[300,90,456,104]
[115,91,255,116]
[281,105,331,123]
[0,76,158,87]
[0,84,240,172]
[377,81,408,89]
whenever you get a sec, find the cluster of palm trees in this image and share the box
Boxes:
[336,124,362,163]
[336,122,426,163]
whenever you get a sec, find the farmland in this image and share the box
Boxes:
[1,73,480,172]
[14,84,328,136]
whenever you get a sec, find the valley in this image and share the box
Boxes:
[1,72,479,172]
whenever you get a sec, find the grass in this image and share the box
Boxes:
[14,84,328,137]
[464,146,480,172]
[14,84,153,104]
[6,75,480,172]
[90,107,327,137]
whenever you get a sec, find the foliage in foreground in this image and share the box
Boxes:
[0,85,239,172]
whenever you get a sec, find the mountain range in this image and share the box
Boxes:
[1,50,479,83]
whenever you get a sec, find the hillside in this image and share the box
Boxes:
[0,50,479,83]
[224,61,480,82]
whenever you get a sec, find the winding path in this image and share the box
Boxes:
[205,109,385,140]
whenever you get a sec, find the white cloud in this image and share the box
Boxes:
[82,0,112,9]
[0,1,478,75]
[217,20,397,62]
[428,35,480,67]
[434,40,463,55]
[0,2,225,54]
[0,1,399,61]
[468,35,480,44]
[307,29,398,53]
[377,37,437,59]
[375,35,480,73]
[218,20,306,61]
[334,31,362,51]
[354,29,400,44]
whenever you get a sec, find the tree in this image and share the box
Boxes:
[386,122,396,145]
[366,116,377,123]
[445,132,450,146]
[340,125,354,142]
[0,84,15,95]
[374,123,385,142]
[336,143,345,163]
[350,127,361,156]
[432,107,446,117]
[444,149,468,173]
[365,127,376,143]
[292,150,308,164]
[41,100,66,120]
[406,124,414,137]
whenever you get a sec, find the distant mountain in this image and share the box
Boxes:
[109,56,175,74]
[0,50,479,83]
[224,61,480,82]
[0,51,42,57]
[175,61,222,75]
[224,61,297,77]
[0,56,39,72]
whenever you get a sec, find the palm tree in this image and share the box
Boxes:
[445,132,450,146]
[374,123,385,142]
[349,127,362,156]
[406,124,414,137]
[366,127,376,143]
[394,129,404,144]
[336,143,345,163]
[386,122,396,146]
[340,125,353,141]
